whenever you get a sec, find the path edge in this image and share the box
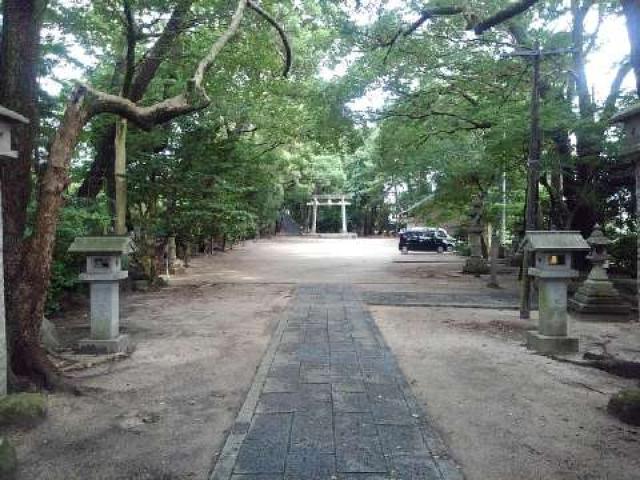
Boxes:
[207,292,292,480]
[356,289,466,480]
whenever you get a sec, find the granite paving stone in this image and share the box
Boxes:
[214,284,460,480]
[234,414,293,474]
[285,451,336,479]
[335,413,387,473]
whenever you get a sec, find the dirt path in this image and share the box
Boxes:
[5,237,639,479]
[9,281,291,479]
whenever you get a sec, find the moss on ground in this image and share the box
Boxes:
[0,436,17,479]
[608,388,640,426]
[0,393,47,427]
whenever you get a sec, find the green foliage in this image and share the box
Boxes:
[0,393,47,427]
[609,233,638,279]
[48,197,111,314]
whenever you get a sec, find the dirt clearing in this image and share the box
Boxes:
[373,305,640,480]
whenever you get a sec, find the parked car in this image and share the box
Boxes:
[398,227,455,254]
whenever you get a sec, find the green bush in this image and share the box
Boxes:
[456,242,471,257]
[609,233,637,279]
[47,197,111,314]
[0,393,47,427]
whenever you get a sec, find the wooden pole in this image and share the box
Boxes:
[520,43,541,319]
[114,118,128,235]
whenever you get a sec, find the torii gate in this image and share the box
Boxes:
[307,194,352,234]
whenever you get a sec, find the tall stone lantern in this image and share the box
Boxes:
[463,195,489,275]
[68,236,131,353]
[523,231,590,354]
[611,105,640,317]
[570,225,630,319]
[0,106,29,396]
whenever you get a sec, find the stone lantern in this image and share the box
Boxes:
[523,231,590,354]
[570,225,630,319]
[463,195,489,275]
[0,106,29,396]
[611,105,640,318]
[68,236,131,353]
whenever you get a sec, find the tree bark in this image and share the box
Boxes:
[11,92,90,388]
[0,0,48,384]
[622,0,640,97]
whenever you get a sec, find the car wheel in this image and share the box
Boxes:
[401,246,409,255]
[447,245,454,253]
[437,246,444,254]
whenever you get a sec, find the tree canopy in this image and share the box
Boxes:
[0,0,637,386]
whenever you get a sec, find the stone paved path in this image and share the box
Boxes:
[210,284,463,480]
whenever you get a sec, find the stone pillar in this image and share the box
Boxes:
[569,225,630,319]
[311,201,318,234]
[0,107,29,396]
[0,180,6,396]
[636,159,639,318]
[463,195,489,275]
[610,105,640,326]
[89,282,120,339]
[341,201,347,234]
[538,279,570,336]
[463,226,489,275]
[487,231,500,288]
[167,235,177,275]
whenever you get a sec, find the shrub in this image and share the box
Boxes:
[609,233,637,279]
[47,197,111,314]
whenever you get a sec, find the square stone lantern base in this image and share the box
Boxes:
[526,331,579,354]
[77,334,131,354]
[463,256,489,274]
[569,282,631,319]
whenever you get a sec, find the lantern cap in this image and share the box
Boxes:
[68,236,131,254]
[0,105,29,124]
[523,230,590,252]
[586,224,610,247]
[611,103,640,124]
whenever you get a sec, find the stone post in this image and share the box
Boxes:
[487,230,500,288]
[341,199,347,234]
[611,105,640,318]
[311,200,318,234]
[167,235,177,275]
[0,106,29,395]
[0,181,5,395]
[463,195,489,275]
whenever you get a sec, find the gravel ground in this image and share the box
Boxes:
[5,237,639,479]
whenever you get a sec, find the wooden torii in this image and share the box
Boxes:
[306,194,352,234]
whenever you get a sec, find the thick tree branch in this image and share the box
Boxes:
[193,0,247,87]
[473,0,541,35]
[247,0,292,77]
[121,0,136,97]
[405,7,464,38]
[603,61,632,118]
[129,0,195,102]
[85,0,247,130]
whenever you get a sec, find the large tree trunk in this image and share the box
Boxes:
[622,0,640,97]
[11,93,89,388]
[0,0,48,383]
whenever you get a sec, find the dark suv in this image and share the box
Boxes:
[398,228,455,254]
